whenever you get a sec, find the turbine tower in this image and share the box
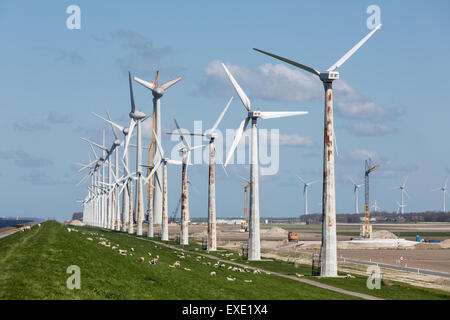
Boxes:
[371,200,380,212]
[125,71,147,235]
[432,176,449,212]
[169,97,233,250]
[172,118,205,245]
[134,71,182,227]
[253,24,381,276]
[348,177,364,214]
[221,63,308,261]
[296,175,319,216]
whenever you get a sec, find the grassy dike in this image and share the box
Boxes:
[0,221,353,300]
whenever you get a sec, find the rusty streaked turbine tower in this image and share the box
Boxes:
[221,62,308,261]
[134,72,182,227]
[169,97,233,251]
[254,24,381,276]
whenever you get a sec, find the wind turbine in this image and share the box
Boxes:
[172,118,206,245]
[253,24,381,275]
[348,177,364,214]
[92,112,135,232]
[142,129,182,240]
[124,71,147,236]
[169,97,233,250]
[392,176,410,214]
[221,63,308,261]
[371,200,380,212]
[395,200,406,214]
[431,176,449,213]
[296,175,319,216]
[134,71,182,227]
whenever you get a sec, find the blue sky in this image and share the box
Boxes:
[0,1,449,220]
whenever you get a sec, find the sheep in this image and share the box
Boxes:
[140,257,145,262]
[295,273,304,278]
[207,262,211,266]
[148,253,152,256]
[253,270,261,275]
[87,237,93,241]
[227,266,233,270]
[173,261,181,268]
[265,272,271,275]
[130,248,134,252]
[119,249,128,254]
[38,224,41,227]
[149,258,159,264]
[221,264,226,268]
[112,246,117,250]
[184,268,191,271]
[210,271,216,276]
[226,276,236,281]
[345,274,355,279]
[244,280,252,283]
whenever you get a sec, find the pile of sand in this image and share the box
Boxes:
[69,220,84,226]
[440,239,450,249]
[260,227,288,236]
[371,230,398,239]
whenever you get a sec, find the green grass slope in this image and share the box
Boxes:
[0,221,353,300]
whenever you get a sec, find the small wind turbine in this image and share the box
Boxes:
[432,176,449,212]
[134,71,182,227]
[171,118,206,245]
[296,175,319,216]
[371,200,380,212]
[168,97,233,251]
[395,200,406,214]
[253,24,381,276]
[221,63,308,261]
[392,176,410,214]
[348,177,364,214]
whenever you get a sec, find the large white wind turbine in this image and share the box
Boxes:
[432,176,449,212]
[348,177,364,214]
[124,71,147,236]
[296,175,319,216]
[169,97,233,250]
[253,24,381,275]
[221,63,308,261]
[134,71,182,227]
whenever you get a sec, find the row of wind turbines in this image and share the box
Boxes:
[77,24,385,277]
[298,175,450,215]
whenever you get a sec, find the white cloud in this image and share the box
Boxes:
[346,121,397,136]
[278,134,314,147]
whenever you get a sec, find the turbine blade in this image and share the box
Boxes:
[258,111,308,119]
[253,48,320,76]
[133,76,155,91]
[188,144,207,152]
[123,120,136,159]
[296,175,307,185]
[403,175,409,188]
[80,137,109,151]
[152,128,164,159]
[173,118,190,149]
[221,63,251,111]
[160,76,182,90]
[166,159,182,165]
[128,71,136,113]
[106,111,119,140]
[167,132,204,136]
[309,179,320,185]
[92,112,125,132]
[328,24,382,71]
[224,117,250,167]
[210,96,234,132]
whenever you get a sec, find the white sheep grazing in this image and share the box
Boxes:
[210,271,216,277]
[244,280,252,283]
[265,272,271,275]
[38,224,41,227]
[87,237,93,241]
[156,255,159,259]
[140,257,145,262]
[295,273,304,278]
[184,268,191,271]
[221,264,226,268]
[253,270,260,274]
[179,255,185,259]
[207,262,211,266]
[112,246,117,250]
[168,265,175,268]
[227,266,232,270]
[226,276,236,281]
[173,261,181,268]
[148,253,152,256]
[130,248,134,252]
[345,274,355,279]
[67,228,72,232]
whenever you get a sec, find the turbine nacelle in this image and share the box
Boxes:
[152,87,165,98]
[319,71,339,82]
[113,139,121,147]
[123,127,129,135]
[129,110,146,120]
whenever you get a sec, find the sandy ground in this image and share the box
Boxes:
[159,222,450,292]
